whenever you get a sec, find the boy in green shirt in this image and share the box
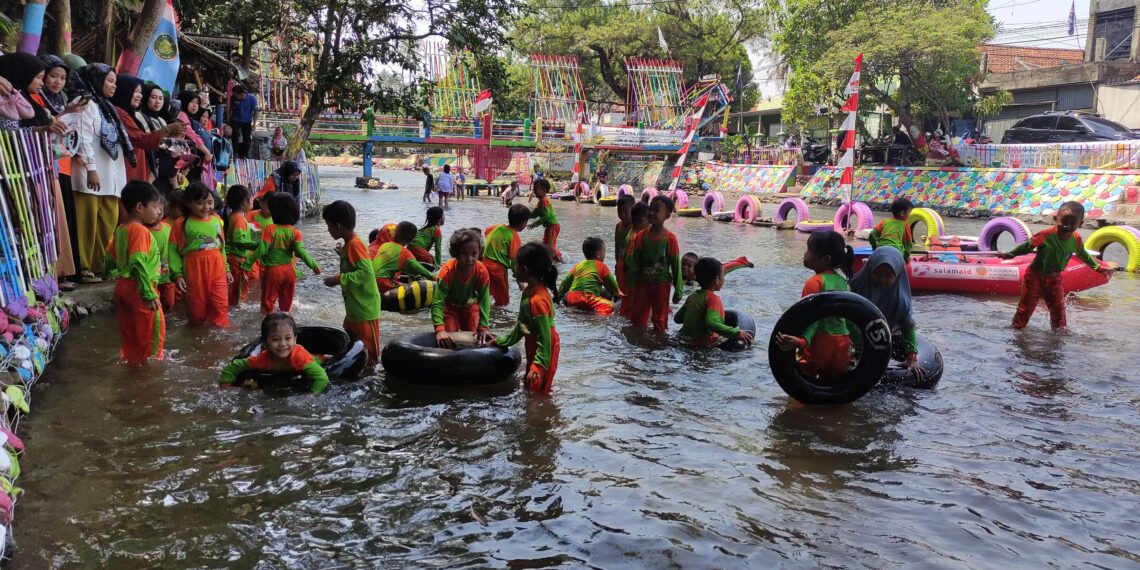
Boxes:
[109,181,166,365]
[868,197,914,259]
[374,221,435,292]
[675,257,754,347]
[560,237,623,316]
[322,200,383,365]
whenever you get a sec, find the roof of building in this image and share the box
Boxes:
[747,96,783,113]
[979,44,1085,74]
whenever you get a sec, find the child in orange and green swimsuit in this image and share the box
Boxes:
[483,204,529,306]
[495,242,561,393]
[224,185,258,305]
[675,257,754,347]
[109,182,166,364]
[220,313,329,393]
[625,195,683,331]
[321,200,383,364]
[170,183,231,327]
[409,207,444,265]
[528,179,562,262]
[373,221,435,293]
[868,197,914,260]
[432,229,493,348]
[560,237,622,316]
[243,193,321,313]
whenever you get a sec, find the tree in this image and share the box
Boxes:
[512,0,762,109]
[117,0,165,74]
[182,0,279,69]
[275,0,517,159]
[775,1,993,136]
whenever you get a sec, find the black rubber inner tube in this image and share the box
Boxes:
[722,310,756,352]
[767,292,893,405]
[882,333,943,389]
[234,326,366,389]
[381,280,436,312]
[381,331,522,386]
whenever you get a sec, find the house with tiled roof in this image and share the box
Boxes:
[979,0,1140,139]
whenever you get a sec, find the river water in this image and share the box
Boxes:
[13,167,1140,568]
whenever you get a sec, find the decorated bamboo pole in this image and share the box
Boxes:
[838,53,863,209]
[666,93,712,193]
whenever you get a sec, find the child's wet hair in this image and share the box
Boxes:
[225,185,250,213]
[682,252,699,263]
[507,204,531,226]
[890,197,914,217]
[1058,200,1085,218]
[368,228,380,243]
[424,206,444,227]
[183,181,212,204]
[650,194,675,214]
[695,257,723,288]
[321,200,356,230]
[395,221,417,243]
[630,202,649,225]
[533,178,551,194]
[582,237,604,259]
[808,230,855,277]
[517,242,560,302]
[121,181,161,213]
[165,188,184,217]
[448,228,483,257]
[260,312,296,344]
[268,192,300,225]
[617,194,636,209]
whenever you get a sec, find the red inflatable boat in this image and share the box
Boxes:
[853,248,1110,295]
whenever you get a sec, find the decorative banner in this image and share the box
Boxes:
[472,90,493,115]
[667,92,712,192]
[952,140,1140,171]
[530,55,586,124]
[839,53,863,206]
[802,166,1140,219]
[626,58,686,129]
[124,0,181,94]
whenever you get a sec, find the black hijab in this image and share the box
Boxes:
[177,90,206,123]
[111,74,146,130]
[38,55,69,116]
[75,63,135,165]
[273,160,302,200]
[0,53,50,127]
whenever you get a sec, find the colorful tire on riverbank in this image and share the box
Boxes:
[767,292,893,405]
[775,197,810,224]
[592,184,610,204]
[834,202,874,232]
[907,207,945,239]
[641,188,659,203]
[796,220,834,233]
[1085,225,1140,272]
[617,184,634,198]
[977,216,1031,251]
[598,196,618,207]
[722,310,755,352]
[381,331,522,386]
[667,190,690,209]
[702,191,725,216]
[734,195,762,223]
[232,326,367,389]
[381,280,436,312]
[677,207,703,217]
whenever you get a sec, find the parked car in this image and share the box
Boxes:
[1001,112,1140,144]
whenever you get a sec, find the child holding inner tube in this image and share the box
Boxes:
[998,201,1114,330]
[774,231,855,380]
[675,257,754,347]
[170,182,232,327]
[495,242,561,393]
[373,221,435,293]
[868,197,914,260]
[220,313,329,394]
[528,179,563,262]
[433,229,494,348]
[321,200,383,365]
[561,237,623,316]
[625,195,684,331]
[243,193,321,314]
[484,204,530,306]
[108,181,166,365]
[409,207,444,266]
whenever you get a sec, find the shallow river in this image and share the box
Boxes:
[13,167,1140,568]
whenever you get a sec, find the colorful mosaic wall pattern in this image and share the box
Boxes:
[701,162,796,194]
[801,166,1140,219]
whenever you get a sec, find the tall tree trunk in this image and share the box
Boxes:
[99,0,115,65]
[116,0,165,75]
[588,44,628,100]
[51,0,72,54]
[286,92,324,160]
[16,0,48,55]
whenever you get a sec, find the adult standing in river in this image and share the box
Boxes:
[436,164,455,208]
[421,166,434,203]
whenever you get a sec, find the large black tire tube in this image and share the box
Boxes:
[767,292,893,405]
[882,333,943,389]
[722,310,756,352]
[381,331,522,386]
[234,326,366,389]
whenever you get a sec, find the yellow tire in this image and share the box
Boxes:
[1085,225,1140,272]
[906,207,945,241]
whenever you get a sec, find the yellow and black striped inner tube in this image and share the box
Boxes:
[382,280,437,312]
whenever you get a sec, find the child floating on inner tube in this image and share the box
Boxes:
[774,231,855,380]
[868,197,914,260]
[998,201,1115,330]
[433,229,494,348]
[373,221,435,293]
[220,313,329,394]
[560,237,624,316]
[681,252,754,287]
[495,242,561,393]
[484,204,530,306]
[675,257,754,347]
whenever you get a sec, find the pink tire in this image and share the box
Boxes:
[834,202,873,232]
[670,190,689,209]
[775,198,811,224]
[617,184,634,198]
[641,188,658,203]
[734,195,762,223]
[977,216,1032,251]
[796,220,834,233]
[702,191,725,216]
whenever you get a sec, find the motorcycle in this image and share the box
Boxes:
[801,137,831,165]
[857,135,920,166]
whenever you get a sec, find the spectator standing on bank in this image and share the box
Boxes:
[229,85,257,159]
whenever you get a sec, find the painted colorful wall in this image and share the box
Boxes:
[700,162,796,195]
[801,166,1140,219]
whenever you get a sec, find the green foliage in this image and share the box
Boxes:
[772,0,993,133]
[511,0,762,108]
[973,90,1012,119]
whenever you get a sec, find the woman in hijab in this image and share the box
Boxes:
[71,63,132,283]
[0,53,66,133]
[176,90,214,184]
[111,74,184,182]
[849,247,923,379]
[256,160,302,202]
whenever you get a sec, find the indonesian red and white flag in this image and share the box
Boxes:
[473,89,493,114]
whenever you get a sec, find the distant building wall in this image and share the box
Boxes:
[1099,83,1140,127]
